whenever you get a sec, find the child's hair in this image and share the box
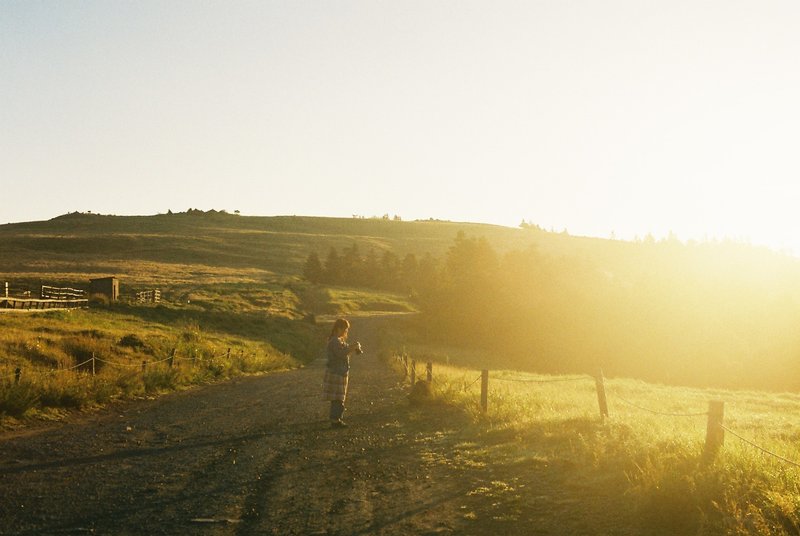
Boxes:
[329,318,350,340]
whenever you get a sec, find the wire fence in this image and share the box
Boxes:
[492,374,589,384]
[2,347,257,385]
[393,354,800,470]
[611,391,709,418]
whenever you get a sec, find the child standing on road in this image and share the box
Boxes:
[322,318,363,428]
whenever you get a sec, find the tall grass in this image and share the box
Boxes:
[395,356,800,534]
[0,308,308,422]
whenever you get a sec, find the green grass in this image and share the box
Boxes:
[386,342,800,534]
[0,306,316,424]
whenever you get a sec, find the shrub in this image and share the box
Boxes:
[8,338,61,368]
[39,377,89,409]
[0,380,40,417]
[88,293,109,307]
[143,367,178,393]
[118,334,147,349]
[60,336,108,372]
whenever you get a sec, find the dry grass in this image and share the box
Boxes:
[0,308,304,424]
[387,348,800,535]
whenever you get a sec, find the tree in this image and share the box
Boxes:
[303,252,324,284]
[400,253,419,293]
[342,243,363,284]
[324,247,343,284]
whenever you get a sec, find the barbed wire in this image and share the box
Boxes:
[721,424,800,469]
[492,375,589,384]
[612,392,708,417]
[464,374,483,391]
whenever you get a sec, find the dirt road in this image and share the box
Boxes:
[0,316,634,535]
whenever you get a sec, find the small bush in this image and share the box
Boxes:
[0,380,40,417]
[39,377,89,409]
[118,334,147,349]
[61,336,108,372]
[13,339,60,368]
[143,367,178,393]
[89,293,110,307]
[181,323,203,343]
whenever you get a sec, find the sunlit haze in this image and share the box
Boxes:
[3,1,800,253]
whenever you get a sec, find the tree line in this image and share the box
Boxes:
[304,233,800,392]
[303,244,440,296]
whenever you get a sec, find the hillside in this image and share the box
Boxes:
[0,211,580,279]
[4,210,800,393]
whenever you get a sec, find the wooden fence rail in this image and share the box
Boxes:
[41,285,85,300]
[1,282,89,310]
[0,297,89,310]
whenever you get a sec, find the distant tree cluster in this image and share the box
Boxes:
[165,208,237,216]
[303,244,439,295]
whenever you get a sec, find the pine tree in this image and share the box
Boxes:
[303,252,324,284]
[324,247,343,284]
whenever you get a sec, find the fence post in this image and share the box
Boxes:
[4,282,8,298]
[705,400,725,457]
[168,348,175,368]
[481,370,489,413]
[426,362,433,383]
[92,353,96,376]
[226,348,231,361]
[14,367,21,384]
[595,369,609,420]
[142,360,147,374]
[410,360,416,384]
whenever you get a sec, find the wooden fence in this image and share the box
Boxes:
[1,282,88,310]
[135,289,161,304]
[41,285,86,300]
[394,355,799,465]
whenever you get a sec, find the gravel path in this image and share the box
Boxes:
[0,316,635,535]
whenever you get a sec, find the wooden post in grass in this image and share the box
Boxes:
[14,367,21,384]
[226,348,231,361]
[142,360,147,374]
[410,360,416,385]
[168,348,175,368]
[92,353,96,376]
[426,362,432,383]
[595,369,609,420]
[705,400,725,457]
[481,370,489,413]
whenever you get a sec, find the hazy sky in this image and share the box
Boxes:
[3,1,800,252]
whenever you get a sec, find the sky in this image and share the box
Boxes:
[3,1,800,253]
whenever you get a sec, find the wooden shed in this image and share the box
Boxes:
[89,276,119,301]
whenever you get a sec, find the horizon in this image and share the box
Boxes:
[4,208,795,259]
[3,2,800,255]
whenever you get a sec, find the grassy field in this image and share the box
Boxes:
[0,212,429,425]
[386,340,800,534]
[5,211,800,531]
